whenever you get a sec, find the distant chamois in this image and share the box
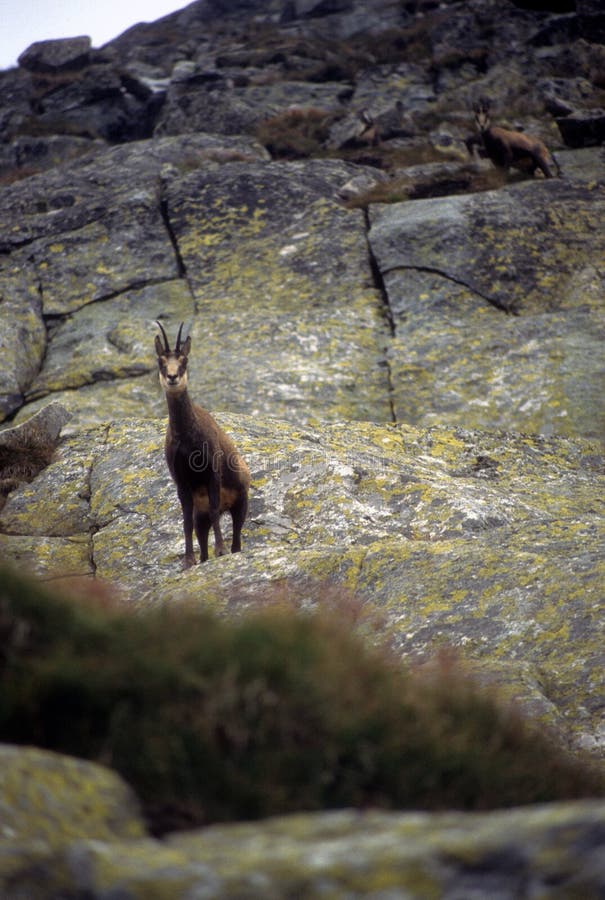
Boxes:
[357,109,380,147]
[155,322,250,566]
[466,97,560,179]
[354,102,408,148]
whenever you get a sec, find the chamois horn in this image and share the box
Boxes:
[155,320,170,352]
[175,322,184,353]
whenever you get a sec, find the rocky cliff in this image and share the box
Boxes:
[0,0,604,895]
[1,0,605,436]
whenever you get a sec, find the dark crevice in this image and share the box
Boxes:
[14,273,182,419]
[380,264,519,315]
[65,276,179,315]
[29,274,50,391]
[159,197,198,307]
[0,442,56,515]
[24,368,154,404]
[88,519,98,578]
[160,198,187,278]
[366,212,396,339]
[0,209,109,256]
[85,424,110,578]
[364,208,397,424]
[32,278,179,340]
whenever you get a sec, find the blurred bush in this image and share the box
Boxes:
[0,565,602,835]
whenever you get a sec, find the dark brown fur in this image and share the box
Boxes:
[470,98,559,178]
[155,322,250,566]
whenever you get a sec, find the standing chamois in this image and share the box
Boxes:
[467,97,560,178]
[155,322,250,566]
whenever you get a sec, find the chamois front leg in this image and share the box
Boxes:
[536,155,554,178]
[177,487,197,568]
[465,133,483,159]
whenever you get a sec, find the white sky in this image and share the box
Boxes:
[0,0,188,70]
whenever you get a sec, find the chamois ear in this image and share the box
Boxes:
[154,335,165,358]
[181,335,191,357]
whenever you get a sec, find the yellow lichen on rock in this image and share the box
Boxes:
[0,745,145,846]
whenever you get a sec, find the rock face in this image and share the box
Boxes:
[0,779,604,898]
[0,0,604,892]
[0,744,144,846]
[370,177,605,437]
[0,401,71,509]
[17,36,92,73]
[1,0,604,436]
[1,413,603,755]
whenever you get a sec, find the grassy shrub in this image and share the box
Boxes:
[344,165,507,208]
[255,108,336,160]
[0,443,56,511]
[28,69,85,101]
[12,114,100,140]
[239,26,420,84]
[0,565,602,835]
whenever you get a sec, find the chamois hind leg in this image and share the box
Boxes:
[230,494,248,554]
[194,511,211,563]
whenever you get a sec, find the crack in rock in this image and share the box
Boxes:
[158,177,197,304]
[86,424,111,576]
[364,208,398,424]
[381,264,518,315]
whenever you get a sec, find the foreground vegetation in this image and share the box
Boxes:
[0,565,602,835]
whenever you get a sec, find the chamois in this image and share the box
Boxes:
[468,97,560,178]
[354,102,408,148]
[357,109,380,147]
[155,322,250,566]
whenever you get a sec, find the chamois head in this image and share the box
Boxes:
[474,96,492,133]
[155,321,191,395]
